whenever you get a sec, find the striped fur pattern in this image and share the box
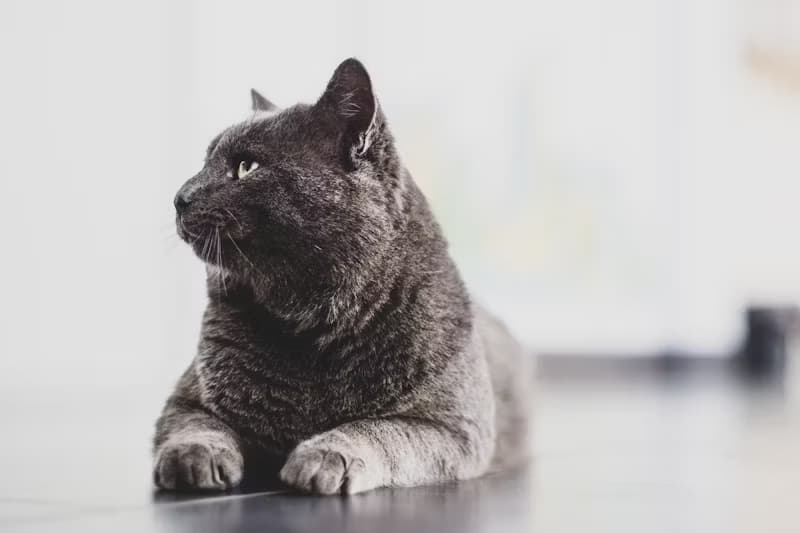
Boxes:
[154,58,531,494]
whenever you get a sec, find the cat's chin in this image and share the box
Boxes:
[175,215,207,245]
[205,264,229,278]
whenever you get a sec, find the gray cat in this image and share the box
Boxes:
[154,58,531,495]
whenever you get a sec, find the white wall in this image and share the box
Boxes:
[1,0,799,388]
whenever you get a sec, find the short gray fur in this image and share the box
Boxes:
[155,58,532,495]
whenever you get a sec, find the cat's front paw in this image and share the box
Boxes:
[279,442,378,495]
[154,437,243,491]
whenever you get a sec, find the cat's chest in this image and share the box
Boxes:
[195,340,404,453]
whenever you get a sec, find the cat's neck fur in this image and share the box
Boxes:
[204,177,468,352]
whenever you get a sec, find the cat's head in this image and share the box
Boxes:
[174,59,405,292]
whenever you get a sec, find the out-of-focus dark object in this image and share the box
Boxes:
[737,305,799,377]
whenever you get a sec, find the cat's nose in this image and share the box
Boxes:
[175,174,204,213]
[174,191,192,213]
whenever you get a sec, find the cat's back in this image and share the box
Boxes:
[473,304,533,470]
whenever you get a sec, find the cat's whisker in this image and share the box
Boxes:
[162,236,181,255]
[209,231,216,265]
[201,230,213,264]
[212,229,220,304]
[226,231,265,279]
[176,215,199,240]
[216,227,227,295]
[161,225,179,239]
[223,208,243,232]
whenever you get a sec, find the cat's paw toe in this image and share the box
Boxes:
[280,446,369,495]
[154,440,243,491]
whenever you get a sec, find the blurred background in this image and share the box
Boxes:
[1,0,799,387]
[1,1,800,531]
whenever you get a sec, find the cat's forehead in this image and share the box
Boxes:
[212,104,311,156]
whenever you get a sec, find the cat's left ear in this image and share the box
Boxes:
[317,58,379,164]
[251,89,277,112]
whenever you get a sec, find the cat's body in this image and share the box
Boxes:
[154,59,531,494]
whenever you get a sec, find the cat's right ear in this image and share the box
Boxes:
[251,89,277,112]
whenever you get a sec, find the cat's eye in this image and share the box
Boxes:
[228,160,259,179]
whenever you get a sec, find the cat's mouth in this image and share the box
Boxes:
[176,209,248,266]
[178,209,242,238]
[176,215,196,241]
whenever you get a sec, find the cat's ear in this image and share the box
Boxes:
[317,58,379,163]
[250,89,277,112]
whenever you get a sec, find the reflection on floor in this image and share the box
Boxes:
[2,356,798,532]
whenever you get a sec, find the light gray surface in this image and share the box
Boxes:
[2,361,798,532]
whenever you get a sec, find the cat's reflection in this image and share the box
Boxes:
[151,467,533,533]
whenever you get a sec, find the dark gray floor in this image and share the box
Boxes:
[2,357,798,532]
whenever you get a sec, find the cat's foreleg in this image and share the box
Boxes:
[153,398,244,491]
[280,416,494,494]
